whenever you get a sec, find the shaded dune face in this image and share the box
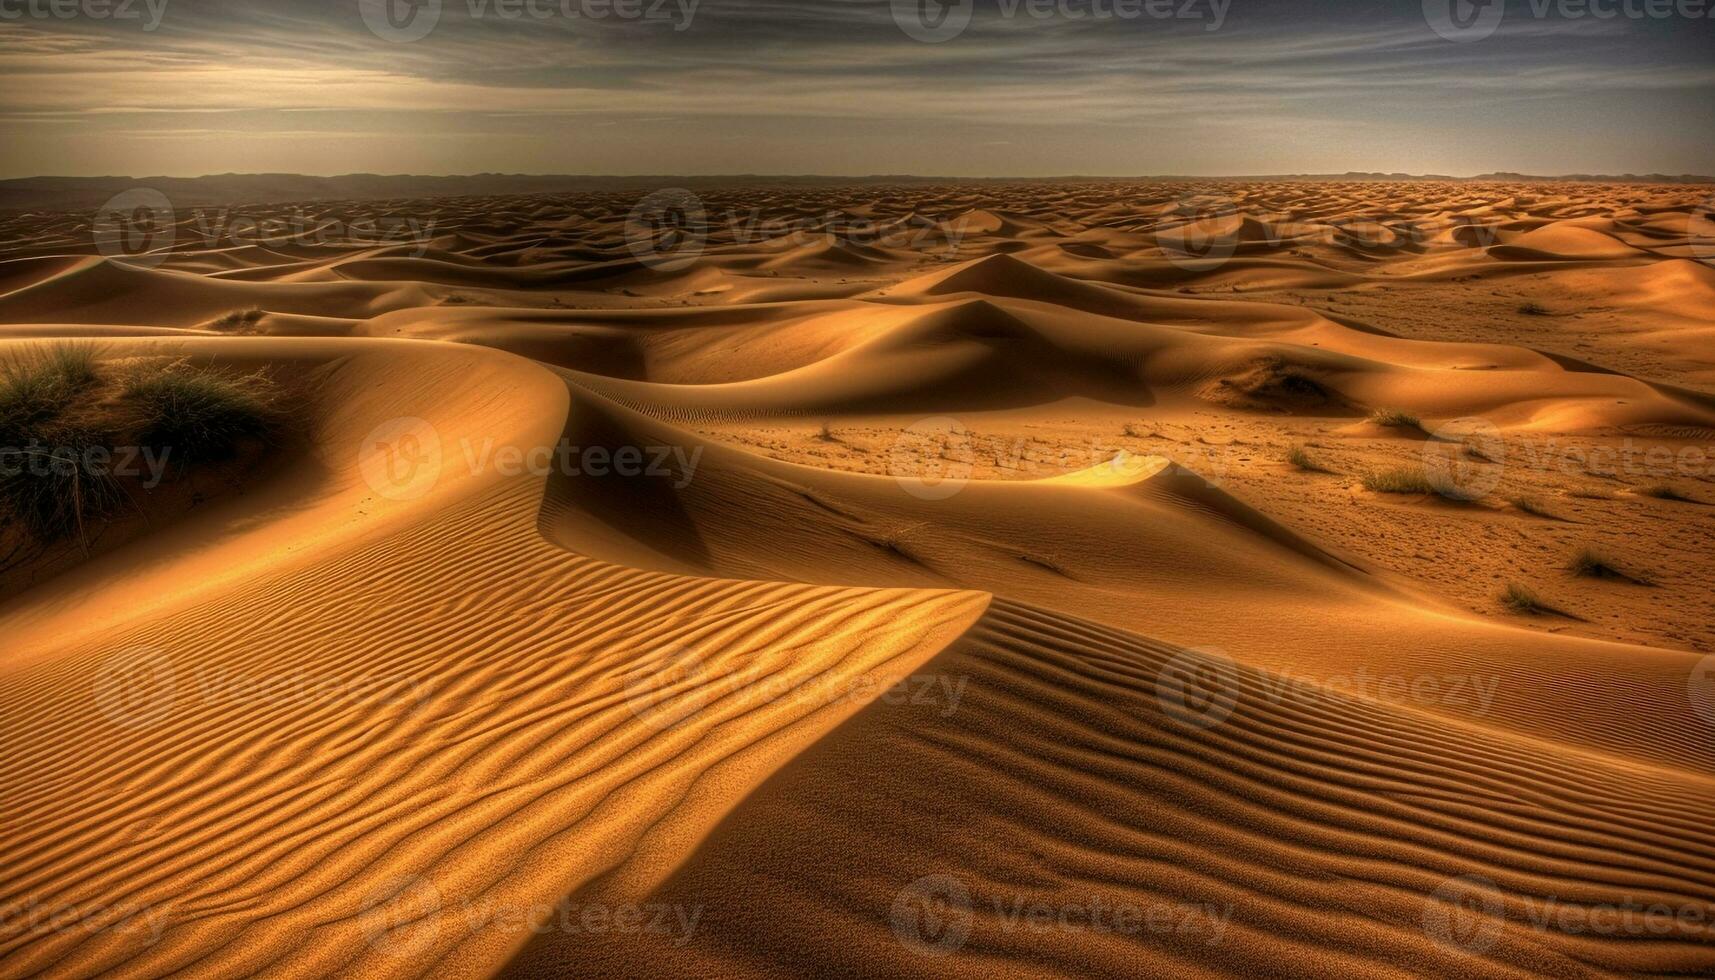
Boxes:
[505,600,1715,979]
[1,181,1713,979]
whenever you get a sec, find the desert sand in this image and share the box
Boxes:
[1,180,1713,978]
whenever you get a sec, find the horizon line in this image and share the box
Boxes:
[6,170,1715,184]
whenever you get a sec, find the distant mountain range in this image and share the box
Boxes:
[1,171,1709,212]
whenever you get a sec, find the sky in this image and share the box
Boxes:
[0,0,1711,178]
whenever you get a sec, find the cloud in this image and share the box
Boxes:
[0,0,1709,175]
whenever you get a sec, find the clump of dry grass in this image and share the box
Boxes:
[211,308,265,332]
[0,343,98,438]
[1638,484,1699,503]
[1507,495,1558,518]
[1210,357,1337,410]
[1368,407,1424,432]
[1500,582,1549,614]
[0,345,115,542]
[0,348,284,548]
[0,420,126,545]
[1362,466,1484,501]
[1285,443,1335,474]
[121,360,283,468]
[1567,546,1651,585]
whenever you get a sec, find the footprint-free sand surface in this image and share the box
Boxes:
[2,180,1713,978]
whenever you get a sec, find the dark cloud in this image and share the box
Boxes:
[0,0,1710,175]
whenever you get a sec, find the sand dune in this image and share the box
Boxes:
[1,180,1712,978]
[507,598,1715,978]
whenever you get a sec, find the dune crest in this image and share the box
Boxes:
[3,180,1713,978]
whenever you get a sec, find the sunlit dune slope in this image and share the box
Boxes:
[2,180,1712,979]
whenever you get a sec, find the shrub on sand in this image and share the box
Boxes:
[0,343,99,440]
[1285,444,1334,474]
[121,361,282,467]
[1363,467,1434,494]
[1500,582,1549,614]
[1363,465,1485,502]
[211,308,266,332]
[1368,407,1423,430]
[1,350,285,550]
[0,419,124,544]
[1639,484,1698,503]
[1507,495,1557,518]
[1567,546,1650,585]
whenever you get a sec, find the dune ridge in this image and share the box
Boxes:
[1,180,1712,978]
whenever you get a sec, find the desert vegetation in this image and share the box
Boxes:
[0,344,283,562]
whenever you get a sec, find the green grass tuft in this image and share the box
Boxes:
[1,345,110,544]
[0,419,126,544]
[1,352,286,551]
[121,361,282,468]
[0,343,100,441]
